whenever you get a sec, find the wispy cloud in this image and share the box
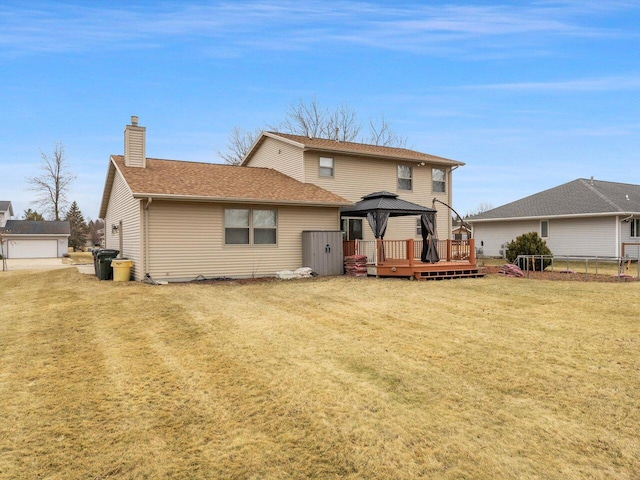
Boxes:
[0,1,637,57]
[460,75,640,92]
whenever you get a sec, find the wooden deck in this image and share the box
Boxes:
[345,238,483,280]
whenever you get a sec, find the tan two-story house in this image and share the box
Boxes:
[242,132,464,242]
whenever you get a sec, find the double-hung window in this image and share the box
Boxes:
[632,219,640,238]
[224,208,277,245]
[432,168,445,193]
[398,165,412,190]
[253,209,277,244]
[319,157,334,177]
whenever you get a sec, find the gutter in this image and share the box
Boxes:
[131,192,353,208]
[467,211,640,223]
[302,147,465,167]
[0,233,70,238]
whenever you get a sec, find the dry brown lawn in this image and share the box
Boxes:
[0,268,638,479]
[64,252,94,265]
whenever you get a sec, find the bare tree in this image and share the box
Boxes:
[219,98,408,163]
[217,127,261,166]
[323,103,361,142]
[465,202,494,218]
[277,98,327,138]
[367,114,407,147]
[27,143,75,220]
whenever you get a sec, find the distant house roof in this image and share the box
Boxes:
[1,220,70,235]
[0,201,13,216]
[100,155,351,218]
[242,131,464,167]
[468,178,640,222]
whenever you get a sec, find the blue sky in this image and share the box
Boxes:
[1,0,638,220]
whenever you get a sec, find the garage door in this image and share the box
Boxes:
[7,239,58,258]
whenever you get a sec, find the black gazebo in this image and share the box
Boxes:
[340,191,440,263]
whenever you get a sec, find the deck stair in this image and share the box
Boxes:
[414,267,484,281]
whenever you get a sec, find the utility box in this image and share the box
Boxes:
[302,231,344,276]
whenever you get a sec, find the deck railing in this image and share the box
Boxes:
[347,238,475,266]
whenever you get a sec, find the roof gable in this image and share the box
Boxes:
[242,131,464,166]
[100,155,351,217]
[0,201,13,216]
[468,179,640,221]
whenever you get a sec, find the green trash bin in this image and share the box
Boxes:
[97,250,120,280]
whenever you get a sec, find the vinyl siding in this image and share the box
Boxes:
[146,201,340,281]
[545,217,617,257]
[473,220,540,257]
[473,216,619,257]
[103,171,142,279]
[245,137,304,181]
[303,152,451,240]
[124,126,145,168]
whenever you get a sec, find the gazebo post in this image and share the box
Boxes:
[408,238,414,267]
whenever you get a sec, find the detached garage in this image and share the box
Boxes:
[0,220,70,259]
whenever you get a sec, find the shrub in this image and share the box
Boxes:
[506,232,552,270]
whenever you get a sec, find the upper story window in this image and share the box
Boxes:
[319,157,334,177]
[224,208,277,245]
[541,220,549,238]
[631,219,640,238]
[432,168,446,193]
[398,165,412,190]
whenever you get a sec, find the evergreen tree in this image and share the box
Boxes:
[87,218,105,247]
[23,209,44,221]
[65,201,88,251]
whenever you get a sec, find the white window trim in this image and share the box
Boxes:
[224,208,278,246]
[631,219,640,238]
[398,164,413,191]
[540,220,549,238]
[319,156,334,177]
[432,167,446,194]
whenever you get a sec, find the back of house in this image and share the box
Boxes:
[242,132,464,244]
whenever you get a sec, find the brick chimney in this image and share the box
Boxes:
[124,115,146,167]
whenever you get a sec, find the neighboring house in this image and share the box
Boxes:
[467,178,640,258]
[0,201,13,227]
[0,220,70,258]
[452,220,471,240]
[241,132,464,242]
[99,117,351,282]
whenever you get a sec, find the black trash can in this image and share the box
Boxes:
[92,248,104,276]
[96,249,119,280]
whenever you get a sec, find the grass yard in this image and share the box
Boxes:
[0,268,638,479]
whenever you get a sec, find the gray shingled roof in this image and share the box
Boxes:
[0,201,13,215]
[1,220,70,235]
[468,179,640,222]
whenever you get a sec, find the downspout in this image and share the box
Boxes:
[449,166,459,239]
[144,197,152,277]
[615,215,620,257]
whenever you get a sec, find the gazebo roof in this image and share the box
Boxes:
[340,191,436,217]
